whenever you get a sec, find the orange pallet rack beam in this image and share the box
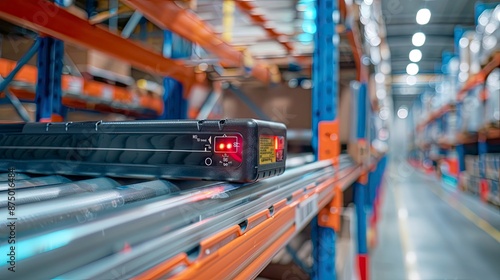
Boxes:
[0,0,194,85]
[133,163,366,279]
[123,0,274,83]
[417,52,500,131]
[234,0,294,53]
[0,58,163,116]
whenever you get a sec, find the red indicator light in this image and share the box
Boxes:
[214,136,238,153]
[274,136,278,150]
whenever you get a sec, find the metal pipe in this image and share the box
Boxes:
[59,162,354,279]
[0,177,118,208]
[3,87,32,122]
[196,91,221,120]
[0,180,180,236]
[0,173,30,181]
[121,10,143,39]
[0,175,69,192]
[0,160,337,279]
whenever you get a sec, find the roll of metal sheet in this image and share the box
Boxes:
[60,159,356,279]
[0,175,69,192]
[0,180,180,236]
[0,159,341,279]
[0,173,30,181]
[0,177,119,208]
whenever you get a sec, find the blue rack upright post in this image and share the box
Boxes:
[354,82,369,280]
[35,36,65,122]
[311,0,340,279]
[161,30,192,119]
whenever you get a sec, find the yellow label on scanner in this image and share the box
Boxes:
[259,136,276,165]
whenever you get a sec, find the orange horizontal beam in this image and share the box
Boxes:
[133,161,368,279]
[7,86,160,118]
[418,53,500,130]
[346,30,368,83]
[416,103,452,131]
[0,0,194,84]
[123,0,242,67]
[457,52,500,101]
[123,0,273,84]
[0,58,163,116]
[234,0,294,53]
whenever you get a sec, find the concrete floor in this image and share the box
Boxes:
[371,160,500,280]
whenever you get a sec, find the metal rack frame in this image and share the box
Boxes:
[0,1,388,279]
[413,3,500,205]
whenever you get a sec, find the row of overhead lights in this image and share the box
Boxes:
[407,8,431,76]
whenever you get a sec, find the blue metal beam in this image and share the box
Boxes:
[0,37,41,93]
[312,0,339,156]
[2,87,31,122]
[121,11,143,39]
[286,245,312,275]
[311,0,339,279]
[197,90,222,120]
[109,0,119,31]
[85,0,96,18]
[160,30,192,119]
[35,37,65,121]
[354,81,370,280]
[312,216,336,280]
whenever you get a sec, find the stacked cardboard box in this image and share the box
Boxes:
[485,154,500,181]
[464,155,480,177]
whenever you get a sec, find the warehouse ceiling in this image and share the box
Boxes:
[195,0,303,57]
[193,0,355,69]
[382,0,499,75]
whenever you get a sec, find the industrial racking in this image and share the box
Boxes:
[0,0,390,279]
[411,3,500,206]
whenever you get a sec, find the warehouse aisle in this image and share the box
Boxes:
[371,159,500,280]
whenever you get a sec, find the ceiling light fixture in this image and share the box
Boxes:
[416,8,431,25]
[409,49,422,62]
[375,73,385,83]
[397,107,409,119]
[412,32,426,47]
[406,75,417,85]
[376,89,387,99]
[406,63,419,75]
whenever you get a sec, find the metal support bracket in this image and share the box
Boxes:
[317,183,343,231]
